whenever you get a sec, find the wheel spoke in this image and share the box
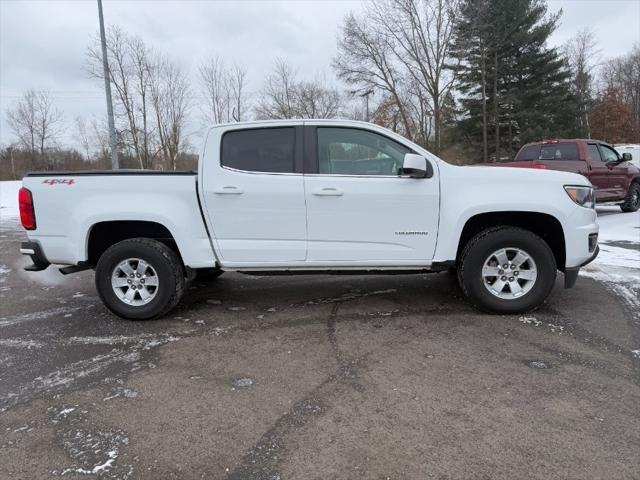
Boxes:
[138,287,151,301]
[509,281,523,295]
[144,275,159,286]
[494,249,509,266]
[511,251,529,268]
[112,277,130,288]
[490,279,506,293]
[518,269,536,280]
[124,288,136,302]
[482,266,501,277]
[136,259,150,275]
[119,261,135,277]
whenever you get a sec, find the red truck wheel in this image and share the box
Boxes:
[620,182,640,213]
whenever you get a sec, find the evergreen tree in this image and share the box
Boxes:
[450,0,581,162]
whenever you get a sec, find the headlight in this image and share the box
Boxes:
[564,185,595,209]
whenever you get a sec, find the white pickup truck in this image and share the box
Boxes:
[18,120,599,319]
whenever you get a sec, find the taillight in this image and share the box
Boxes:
[18,187,36,230]
[532,164,546,169]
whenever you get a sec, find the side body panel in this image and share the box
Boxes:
[433,163,598,269]
[22,174,215,268]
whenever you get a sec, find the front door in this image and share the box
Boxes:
[598,144,629,199]
[303,126,439,264]
[201,126,307,264]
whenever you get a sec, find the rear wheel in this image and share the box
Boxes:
[95,238,185,320]
[458,227,557,313]
[620,182,640,212]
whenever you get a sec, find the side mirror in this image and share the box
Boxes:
[399,153,429,178]
[622,152,632,162]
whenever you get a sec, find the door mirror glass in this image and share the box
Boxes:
[399,154,428,178]
[622,152,632,162]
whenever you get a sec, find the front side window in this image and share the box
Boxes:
[586,144,602,162]
[317,127,411,175]
[221,127,295,173]
[598,144,620,163]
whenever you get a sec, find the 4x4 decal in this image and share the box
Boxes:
[42,179,75,186]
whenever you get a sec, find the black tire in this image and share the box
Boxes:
[458,227,557,314]
[620,182,640,213]
[95,238,185,320]
[194,267,224,282]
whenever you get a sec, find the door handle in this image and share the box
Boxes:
[213,186,244,194]
[312,187,343,196]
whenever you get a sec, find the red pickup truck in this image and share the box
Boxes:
[494,139,640,212]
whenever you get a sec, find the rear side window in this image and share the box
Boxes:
[515,145,541,161]
[538,143,579,161]
[221,128,295,173]
[586,144,602,162]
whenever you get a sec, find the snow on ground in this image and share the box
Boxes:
[0,180,21,220]
[582,206,640,317]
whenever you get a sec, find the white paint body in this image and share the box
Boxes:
[22,120,598,272]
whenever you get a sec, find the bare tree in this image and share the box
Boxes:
[87,26,155,168]
[150,56,191,170]
[74,116,92,161]
[334,13,413,137]
[7,89,62,157]
[600,44,640,141]
[200,56,229,124]
[564,28,600,138]
[334,0,459,151]
[256,59,341,119]
[229,64,248,122]
[370,0,459,152]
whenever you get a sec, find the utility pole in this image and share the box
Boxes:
[360,89,374,122]
[97,0,118,169]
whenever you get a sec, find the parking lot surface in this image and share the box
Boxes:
[1,214,639,480]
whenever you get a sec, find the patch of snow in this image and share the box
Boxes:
[580,209,639,319]
[0,306,82,328]
[0,338,43,349]
[0,181,21,221]
[0,264,11,283]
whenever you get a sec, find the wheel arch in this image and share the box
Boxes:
[86,220,185,266]
[455,211,566,271]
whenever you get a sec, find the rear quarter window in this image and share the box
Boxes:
[221,127,295,173]
[538,143,579,161]
[515,145,541,161]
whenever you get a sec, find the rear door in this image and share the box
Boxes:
[302,125,439,264]
[200,125,307,264]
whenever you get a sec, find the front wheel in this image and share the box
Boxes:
[458,227,557,314]
[620,182,640,212]
[95,238,185,320]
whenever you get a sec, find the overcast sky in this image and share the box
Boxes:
[1,0,639,148]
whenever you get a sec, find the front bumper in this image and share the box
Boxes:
[564,245,599,288]
[21,241,50,271]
